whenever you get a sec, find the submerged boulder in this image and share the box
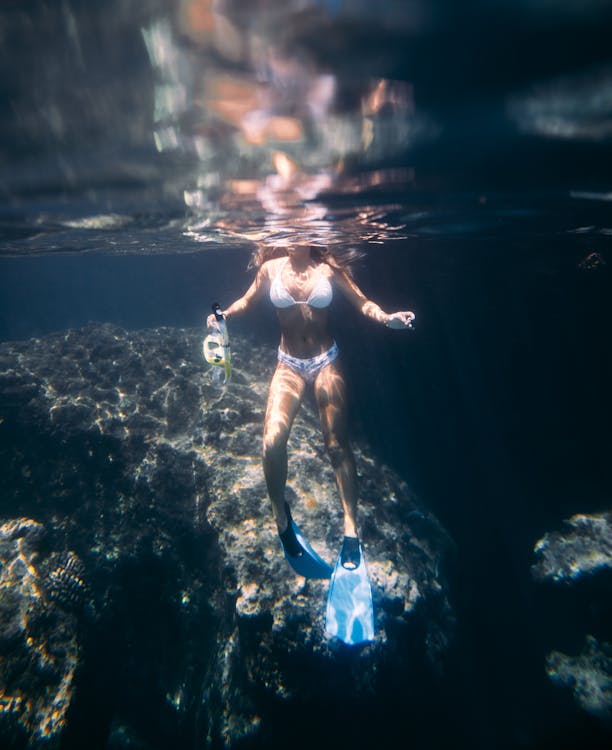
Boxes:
[0,518,80,749]
[0,324,455,749]
[532,511,612,583]
[533,512,612,724]
[546,636,612,723]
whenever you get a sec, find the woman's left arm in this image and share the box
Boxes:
[334,268,415,330]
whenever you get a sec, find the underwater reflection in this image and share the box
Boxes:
[143,1,430,248]
[508,66,612,141]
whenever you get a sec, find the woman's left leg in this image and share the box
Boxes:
[313,361,359,538]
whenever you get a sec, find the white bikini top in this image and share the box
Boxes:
[269,259,333,309]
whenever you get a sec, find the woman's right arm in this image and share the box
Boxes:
[207,264,270,326]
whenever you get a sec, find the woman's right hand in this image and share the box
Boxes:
[206,313,221,330]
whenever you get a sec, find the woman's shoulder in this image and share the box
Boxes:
[324,260,346,280]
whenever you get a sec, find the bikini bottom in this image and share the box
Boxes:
[277,341,339,384]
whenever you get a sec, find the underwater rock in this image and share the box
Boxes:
[0,324,455,749]
[546,636,612,723]
[532,511,612,582]
[533,511,612,723]
[0,518,80,748]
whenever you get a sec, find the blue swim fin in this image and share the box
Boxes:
[325,537,375,645]
[279,506,333,579]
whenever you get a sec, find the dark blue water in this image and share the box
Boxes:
[1,2,612,749]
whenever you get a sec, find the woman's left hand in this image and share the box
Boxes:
[386,311,415,330]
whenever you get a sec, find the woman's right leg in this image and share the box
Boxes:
[262,363,306,533]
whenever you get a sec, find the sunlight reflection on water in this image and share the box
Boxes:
[1,0,612,258]
[141,1,433,249]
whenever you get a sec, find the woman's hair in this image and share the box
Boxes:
[248,243,363,274]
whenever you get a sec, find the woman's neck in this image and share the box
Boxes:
[287,247,312,271]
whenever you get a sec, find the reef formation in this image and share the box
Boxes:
[0,324,454,749]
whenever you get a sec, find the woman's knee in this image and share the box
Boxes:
[323,432,350,467]
[262,423,289,461]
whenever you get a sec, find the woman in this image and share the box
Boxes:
[208,243,414,571]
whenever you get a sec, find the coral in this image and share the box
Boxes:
[43,551,92,613]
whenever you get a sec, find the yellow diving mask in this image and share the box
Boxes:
[203,303,231,383]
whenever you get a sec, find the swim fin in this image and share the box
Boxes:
[325,537,375,646]
[279,505,333,579]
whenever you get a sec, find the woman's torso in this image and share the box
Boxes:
[266,256,335,358]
